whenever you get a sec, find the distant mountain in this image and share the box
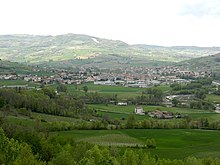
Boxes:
[0,34,220,68]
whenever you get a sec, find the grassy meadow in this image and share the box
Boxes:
[2,112,82,127]
[54,129,220,159]
[67,83,143,98]
[0,79,40,87]
[89,104,220,121]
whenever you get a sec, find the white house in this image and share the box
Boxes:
[117,102,128,106]
[135,106,145,115]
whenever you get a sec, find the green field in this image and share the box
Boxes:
[0,80,40,87]
[67,83,144,98]
[54,129,220,159]
[98,111,148,121]
[89,104,209,114]
[206,94,220,103]
[31,112,81,123]
[89,104,220,121]
[2,112,81,127]
[6,116,35,127]
[61,83,172,99]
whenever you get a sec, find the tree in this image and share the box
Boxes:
[145,139,156,149]
[195,89,207,100]
[82,86,88,93]
[42,87,56,98]
[49,149,76,165]
[126,115,136,129]
[0,128,44,165]
[121,150,138,165]
[57,84,67,93]
[200,118,209,128]
[0,96,5,108]
[172,98,180,107]
[185,157,202,165]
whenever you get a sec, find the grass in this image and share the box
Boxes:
[31,112,81,123]
[90,104,210,114]
[89,104,136,114]
[64,83,172,99]
[205,94,220,103]
[189,113,220,121]
[78,83,171,93]
[80,84,141,93]
[6,116,35,127]
[2,112,81,127]
[0,80,39,87]
[55,129,220,159]
[98,111,148,121]
[47,82,172,100]
[89,104,219,121]
[78,134,143,147]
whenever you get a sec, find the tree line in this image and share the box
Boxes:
[0,88,91,118]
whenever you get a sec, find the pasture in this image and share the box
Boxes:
[0,80,39,87]
[2,112,81,127]
[67,83,142,98]
[89,104,220,121]
[54,129,220,159]
[64,83,171,99]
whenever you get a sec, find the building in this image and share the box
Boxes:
[148,110,173,119]
[117,102,128,106]
[135,106,145,115]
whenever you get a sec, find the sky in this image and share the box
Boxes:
[0,0,220,46]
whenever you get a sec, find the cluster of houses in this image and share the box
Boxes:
[0,64,214,88]
[147,110,174,119]
[92,65,212,87]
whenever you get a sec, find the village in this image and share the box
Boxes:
[0,65,214,88]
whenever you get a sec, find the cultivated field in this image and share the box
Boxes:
[54,129,220,159]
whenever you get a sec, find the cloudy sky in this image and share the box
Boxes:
[0,0,220,46]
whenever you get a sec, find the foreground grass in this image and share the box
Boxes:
[54,129,220,159]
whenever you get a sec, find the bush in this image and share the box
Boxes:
[145,138,156,149]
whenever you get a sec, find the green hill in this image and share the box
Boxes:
[177,53,220,77]
[0,60,32,74]
[1,34,220,68]
[179,53,220,70]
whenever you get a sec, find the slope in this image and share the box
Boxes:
[0,34,220,68]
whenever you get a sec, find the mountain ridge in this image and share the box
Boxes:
[0,33,220,68]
